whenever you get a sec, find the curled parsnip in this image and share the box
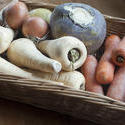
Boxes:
[0,26,14,54]
[37,36,87,71]
[24,69,85,90]
[7,38,62,73]
[0,57,63,85]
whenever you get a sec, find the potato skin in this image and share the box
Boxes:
[50,3,106,54]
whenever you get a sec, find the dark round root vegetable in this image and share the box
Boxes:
[50,3,106,54]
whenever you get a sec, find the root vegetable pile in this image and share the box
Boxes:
[0,0,125,102]
[81,35,125,102]
[0,1,88,90]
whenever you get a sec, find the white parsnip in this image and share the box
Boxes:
[37,36,87,71]
[24,69,85,90]
[7,38,62,73]
[0,57,31,78]
[0,26,14,54]
[0,57,63,85]
[0,56,84,89]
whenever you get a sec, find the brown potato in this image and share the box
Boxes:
[4,2,28,30]
[22,17,48,38]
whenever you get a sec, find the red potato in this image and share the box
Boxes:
[81,55,104,95]
[107,66,125,101]
[112,37,125,66]
[96,35,121,84]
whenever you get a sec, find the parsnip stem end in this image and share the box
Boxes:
[52,62,62,73]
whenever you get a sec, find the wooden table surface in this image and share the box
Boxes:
[0,0,124,125]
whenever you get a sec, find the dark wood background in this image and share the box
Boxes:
[29,0,125,18]
[0,99,98,125]
[1,0,125,18]
[0,0,125,125]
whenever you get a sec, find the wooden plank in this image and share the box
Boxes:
[22,0,125,18]
[0,98,99,125]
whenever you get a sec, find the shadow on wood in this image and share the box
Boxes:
[0,99,99,125]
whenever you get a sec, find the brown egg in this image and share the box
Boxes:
[4,2,28,30]
[22,17,48,38]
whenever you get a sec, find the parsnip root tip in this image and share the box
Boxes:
[52,62,62,73]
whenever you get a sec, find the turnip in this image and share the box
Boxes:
[50,3,106,54]
[7,38,62,73]
[24,68,85,90]
[0,26,14,54]
[37,36,87,71]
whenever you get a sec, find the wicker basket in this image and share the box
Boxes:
[0,0,125,125]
